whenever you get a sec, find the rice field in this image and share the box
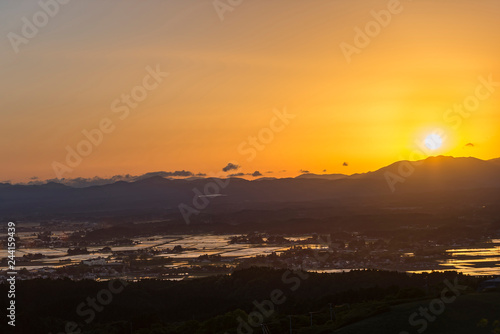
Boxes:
[1,235,499,275]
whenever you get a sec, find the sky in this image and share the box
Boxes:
[1,0,499,183]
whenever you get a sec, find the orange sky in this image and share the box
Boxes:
[1,0,499,182]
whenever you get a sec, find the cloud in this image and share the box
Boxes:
[30,176,39,180]
[23,171,195,188]
[196,173,207,177]
[228,171,264,177]
[222,163,240,172]
[171,170,193,177]
[323,169,327,173]
[136,170,193,180]
[299,169,310,174]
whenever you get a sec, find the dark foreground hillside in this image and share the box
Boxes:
[1,268,498,334]
[335,292,500,334]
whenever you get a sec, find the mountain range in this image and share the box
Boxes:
[1,156,499,220]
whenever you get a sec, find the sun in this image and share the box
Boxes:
[424,133,443,150]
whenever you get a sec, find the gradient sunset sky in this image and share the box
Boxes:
[1,0,499,183]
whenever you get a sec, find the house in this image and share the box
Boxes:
[82,257,106,266]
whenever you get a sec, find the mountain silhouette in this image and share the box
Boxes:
[1,156,499,219]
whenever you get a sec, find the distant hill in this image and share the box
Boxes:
[296,173,348,180]
[297,156,500,191]
[361,156,500,191]
[489,157,500,166]
[1,156,499,220]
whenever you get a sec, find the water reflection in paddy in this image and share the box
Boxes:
[439,239,500,275]
[2,235,499,276]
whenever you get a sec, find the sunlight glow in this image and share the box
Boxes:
[424,133,444,150]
